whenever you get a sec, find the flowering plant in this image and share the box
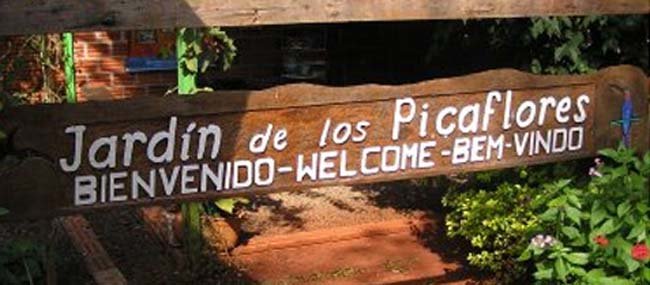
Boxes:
[519,145,650,284]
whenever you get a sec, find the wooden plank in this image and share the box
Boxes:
[0,65,647,219]
[0,0,648,36]
[61,215,127,285]
[138,207,185,266]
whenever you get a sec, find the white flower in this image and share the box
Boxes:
[589,167,602,177]
[594,158,603,167]
[531,234,557,249]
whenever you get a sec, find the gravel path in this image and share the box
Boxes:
[241,180,442,237]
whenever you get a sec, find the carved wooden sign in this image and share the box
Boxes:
[0,65,648,218]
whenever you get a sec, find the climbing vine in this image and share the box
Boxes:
[0,35,65,104]
[176,27,237,95]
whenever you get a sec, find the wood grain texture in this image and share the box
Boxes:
[0,65,647,219]
[62,215,127,285]
[0,0,648,35]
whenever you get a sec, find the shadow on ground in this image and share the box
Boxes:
[85,208,256,285]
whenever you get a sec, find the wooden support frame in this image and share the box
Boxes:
[61,215,127,285]
[0,0,648,36]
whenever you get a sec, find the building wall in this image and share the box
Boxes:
[73,31,176,101]
[72,28,289,101]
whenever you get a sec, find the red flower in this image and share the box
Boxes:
[631,243,649,261]
[593,235,609,247]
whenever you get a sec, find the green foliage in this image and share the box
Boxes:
[176,27,237,95]
[0,34,65,103]
[519,145,650,284]
[442,163,581,281]
[205,197,249,217]
[524,16,647,75]
[427,16,647,76]
[443,181,541,276]
[0,240,45,284]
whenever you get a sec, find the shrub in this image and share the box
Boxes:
[519,146,650,284]
[442,163,581,282]
[0,239,45,284]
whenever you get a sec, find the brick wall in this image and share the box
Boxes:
[72,28,290,101]
[73,31,176,101]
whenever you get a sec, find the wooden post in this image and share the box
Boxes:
[176,28,204,268]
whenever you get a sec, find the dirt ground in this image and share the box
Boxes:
[240,182,438,237]
[1,179,488,284]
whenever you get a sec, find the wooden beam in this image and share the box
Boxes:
[0,0,648,36]
[0,65,647,219]
[61,215,127,285]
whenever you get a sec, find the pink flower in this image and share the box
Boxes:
[631,244,649,261]
[531,234,557,249]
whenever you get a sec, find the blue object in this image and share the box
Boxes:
[611,89,640,147]
[621,90,634,147]
[125,57,177,73]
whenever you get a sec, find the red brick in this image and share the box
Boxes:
[74,32,97,42]
[112,73,138,85]
[108,87,126,99]
[98,57,126,73]
[78,73,112,87]
[95,31,125,43]
[75,59,100,73]
[73,42,87,58]
[85,43,111,58]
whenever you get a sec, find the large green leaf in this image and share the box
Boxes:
[626,222,645,241]
[566,206,582,226]
[616,201,631,218]
[554,258,568,281]
[214,197,249,215]
[598,220,617,235]
[565,252,589,265]
[540,207,559,221]
[184,57,198,73]
[214,198,237,214]
[598,148,619,160]
[561,226,581,240]
[599,277,636,285]
[533,268,553,280]
[621,254,639,273]
[591,204,608,228]
[642,267,650,282]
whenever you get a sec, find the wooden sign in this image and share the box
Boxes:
[0,65,648,219]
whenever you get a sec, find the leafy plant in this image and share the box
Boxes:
[0,34,65,104]
[176,27,237,95]
[443,180,542,277]
[204,197,249,217]
[524,15,647,75]
[0,240,45,285]
[441,163,581,281]
[519,145,650,284]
